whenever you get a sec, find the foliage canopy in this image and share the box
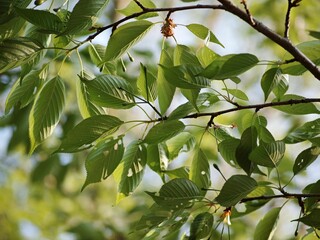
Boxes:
[1,0,320,239]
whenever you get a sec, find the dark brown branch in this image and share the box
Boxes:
[184,98,320,120]
[217,0,320,80]
[241,193,320,203]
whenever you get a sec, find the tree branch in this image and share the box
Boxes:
[241,192,320,203]
[216,0,320,80]
[184,98,320,120]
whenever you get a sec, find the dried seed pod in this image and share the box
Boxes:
[161,18,176,38]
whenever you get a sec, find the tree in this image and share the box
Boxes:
[0,0,320,239]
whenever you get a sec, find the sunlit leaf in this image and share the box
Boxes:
[249,141,285,168]
[284,118,320,143]
[82,137,124,191]
[117,141,147,197]
[76,74,108,118]
[57,115,124,153]
[137,63,157,102]
[104,20,153,61]
[272,94,320,115]
[164,167,189,179]
[201,53,259,79]
[189,212,213,239]
[174,44,201,66]
[223,88,249,101]
[215,175,257,207]
[166,132,196,160]
[118,0,158,19]
[293,146,320,175]
[186,23,223,47]
[143,120,185,144]
[80,74,135,109]
[254,207,281,240]
[157,49,175,114]
[190,148,211,195]
[5,69,45,114]
[29,76,65,152]
[196,45,218,67]
[146,178,202,208]
[60,0,110,35]
[0,37,43,73]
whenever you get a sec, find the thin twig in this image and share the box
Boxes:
[240,0,255,25]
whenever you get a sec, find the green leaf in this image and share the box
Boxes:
[232,185,274,218]
[218,138,240,166]
[160,64,210,89]
[147,144,165,174]
[57,115,123,152]
[284,118,320,143]
[272,94,320,115]
[60,0,110,35]
[0,37,43,73]
[82,137,124,191]
[235,126,258,175]
[196,45,218,67]
[173,44,201,66]
[293,146,320,175]
[254,207,281,240]
[293,209,320,229]
[157,49,175,114]
[261,67,288,101]
[143,120,185,144]
[76,74,108,118]
[29,76,65,153]
[309,30,320,40]
[166,132,196,160]
[164,167,189,179]
[281,40,320,75]
[304,180,320,212]
[190,149,211,195]
[81,74,135,109]
[5,69,45,114]
[201,53,259,79]
[249,141,285,168]
[104,20,153,61]
[15,8,64,34]
[137,63,157,102]
[189,212,213,239]
[186,23,223,47]
[117,141,147,196]
[118,0,158,19]
[146,178,202,208]
[215,175,257,207]
[223,88,249,101]
[0,17,26,40]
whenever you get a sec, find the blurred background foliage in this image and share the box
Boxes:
[0,0,319,239]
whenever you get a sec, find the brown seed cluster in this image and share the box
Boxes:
[161,18,176,38]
